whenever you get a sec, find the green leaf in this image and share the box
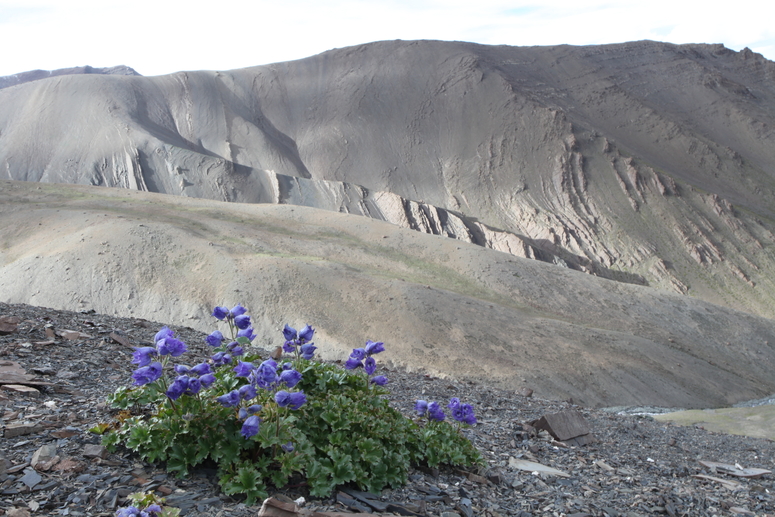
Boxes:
[306,458,335,497]
[356,437,383,464]
[126,425,153,450]
[220,464,268,506]
[327,447,356,485]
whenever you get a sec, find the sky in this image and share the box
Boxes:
[1,0,774,77]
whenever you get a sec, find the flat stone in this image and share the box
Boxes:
[58,329,92,340]
[31,367,57,376]
[20,469,42,489]
[0,315,21,334]
[531,409,596,445]
[508,457,571,478]
[4,422,43,438]
[0,361,37,385]
[109,332,131,347]
[0,384,40,397]
[7,509,32,517]
[31,444,58,469]
[82,444,109,459]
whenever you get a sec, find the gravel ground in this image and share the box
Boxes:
[1,302,773,517]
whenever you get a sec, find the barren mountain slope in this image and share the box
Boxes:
[1,40,775,318]
[1,181,774,408]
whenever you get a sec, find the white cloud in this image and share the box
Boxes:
[0,0,773,76]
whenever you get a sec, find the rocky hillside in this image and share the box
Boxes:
[1,181,775,408]
[2,40,775,318]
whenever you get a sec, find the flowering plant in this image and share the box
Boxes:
[415,397,477,426]
[102,305,483,505]
[115,492,179,517]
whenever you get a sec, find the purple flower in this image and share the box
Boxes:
[211,351,232,366]
[131,346,158,367]
[154,326,175,343]
[275,390,292,407]
[116,507,141,517]
[190,363,212,376]
[199,373,216,388]
[146,504,162,514]
[157,337,187,357]
[238,405,261,420]
[275,390,306,409]
[298,325,314,342]
[447,398,476,425]
[251,359,279,388]
[364,356,377,376]
[132,362,163,386]
[350,348,366,361]
[234,314,251,330]
[241,415,260,439]
[233,361,254,377]
[344,357,362,370]
[288,391,307,410]
[206,330,224,347]
[281,442,294,452]
[237,327,256,341]
[428,402,445,421]
[239,384,257,400]
[174,364,190,375]
[212,306,229,320]
[460,404,477,425]
[282,362,293,370]
[365,340,385,355]
[228,344,244,356]
[300,343,317,360]
[186,377,201,395]
[217,390,241,407]
[370,375,388,386]
[230,304,247,318]
[282,341,295,353]
[282,324,297,341]
[415,400,429,416]
[280,369,302,388]
[166,376,189,400]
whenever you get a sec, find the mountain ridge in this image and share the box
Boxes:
[2,40,774,318]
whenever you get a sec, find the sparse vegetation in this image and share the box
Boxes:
[102,305,483,505]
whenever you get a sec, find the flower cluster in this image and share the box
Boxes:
[415,397,477,426]
[345,340,388,386]
[115,504,162,517]
[167,362,216,400]
[414,400,446,421]
[207,310,310,439]
[131,327,188,386]
[211,304,257,344]
[283,324,317,360]
[107,306,486,505]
